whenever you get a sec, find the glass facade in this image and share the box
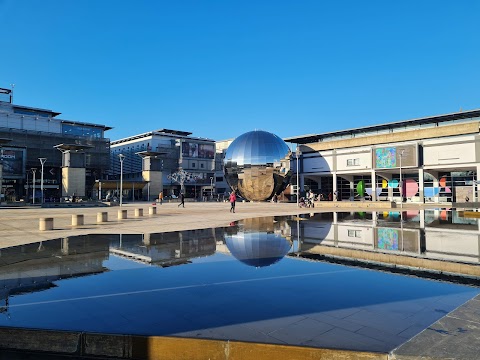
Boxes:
[62,124,103,138]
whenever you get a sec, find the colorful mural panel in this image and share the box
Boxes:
[377,228,399,251]
[375,147,396,169]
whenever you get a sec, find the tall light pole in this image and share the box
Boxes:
[95,179,101,200]
[0,159,3,204]
[296,146,302,207]
[26,169,29,202]
[31,168,37,205]
[399,149,405,209]
[118,154,125,207]
[39,158,47,204]
[399,149,405,230]
[210,176,214,200]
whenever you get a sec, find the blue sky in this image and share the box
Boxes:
[1,1,479,142]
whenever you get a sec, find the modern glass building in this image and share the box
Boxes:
[0,87,111,202]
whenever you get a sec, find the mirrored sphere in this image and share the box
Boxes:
[223,130,292,201]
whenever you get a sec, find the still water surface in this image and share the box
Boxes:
[0,210,478,352]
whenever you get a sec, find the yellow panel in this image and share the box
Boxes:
[138,336,387,360]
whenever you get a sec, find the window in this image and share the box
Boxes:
[348,229,361,237]
[347,158,360,166]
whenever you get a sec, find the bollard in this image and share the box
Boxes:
[71,214,84,226]
[39,218,54,231]
[118,209,127,220]
[149,206,157,215]
[135,208,143,217]
[97,211,108,223]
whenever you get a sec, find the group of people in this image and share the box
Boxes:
[297,189,343,207]
[307,190,340,202]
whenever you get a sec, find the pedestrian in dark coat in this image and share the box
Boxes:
[178,193,185,208]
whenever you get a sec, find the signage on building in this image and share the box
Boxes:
[374,144,418,169]
[181,142,215,159]
[1,148,25,178]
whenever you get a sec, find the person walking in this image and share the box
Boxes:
[178,193,185,208]
[229,191,237,213]
[159,191,163,205]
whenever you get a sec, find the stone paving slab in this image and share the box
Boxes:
[391,294,480,360]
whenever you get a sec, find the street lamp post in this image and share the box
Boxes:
[399,149,405,209]
[39,158,47,204]
[26,169,29,202]
[210,176,214,200]
[95,179,101,200]
[296,146,302,207]
[399,149,405,229]
[118,154,125,207]
[31,168,37,205]
[0,159,3,204]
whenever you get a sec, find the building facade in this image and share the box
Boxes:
[0,88,111,202]
[285,109,480,203]
[109,129,216,201]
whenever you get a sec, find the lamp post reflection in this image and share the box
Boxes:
[296,216,301,254]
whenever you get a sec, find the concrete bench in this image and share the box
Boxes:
[97,212,108,223]
[118,209,127,220]
[135,208,143,217]
[39,218,54,231]
[149,206,157,215]
[71,214,84,226]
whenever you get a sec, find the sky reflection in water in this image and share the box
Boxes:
[0,209,477,352]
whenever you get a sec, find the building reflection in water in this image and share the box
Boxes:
[293,209,480,282]
[0,209,477,316]
[109,228,218,267]
[0,236,110,314]
[0,229,220,314]
[223,217,293,268]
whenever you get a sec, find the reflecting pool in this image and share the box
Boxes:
[0,210,478,353]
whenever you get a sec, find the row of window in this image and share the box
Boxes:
[62,124,103,139]
[348,230,362,238]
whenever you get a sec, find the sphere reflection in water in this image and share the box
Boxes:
[223,130,292,201]
[225,217,292,268]
[225,233,292,268]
